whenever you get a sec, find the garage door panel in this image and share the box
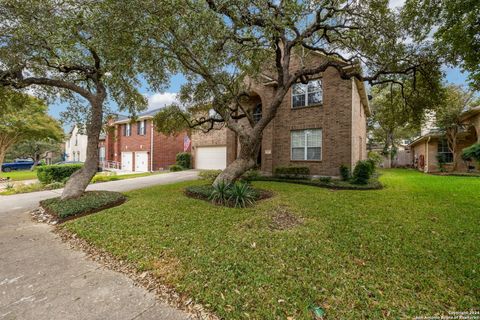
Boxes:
[196,146,227,170]
[121,152,133,171]
[135,152,148,172]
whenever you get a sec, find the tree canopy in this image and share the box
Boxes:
[403,0,480,90]
[144,0,443,183]
[0,0,173,198]
[0,89,63,166]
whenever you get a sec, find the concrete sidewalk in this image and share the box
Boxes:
[0,171,198,320]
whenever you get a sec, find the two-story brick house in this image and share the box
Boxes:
[191,53,370,177]
[102,109,189,172]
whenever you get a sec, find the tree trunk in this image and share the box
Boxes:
[447,128,458,172]
[30,153,40,171]
[213,133,260,185]
[61,98,103,199]
[0,148,6,173]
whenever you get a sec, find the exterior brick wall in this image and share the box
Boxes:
[223,53,369,176]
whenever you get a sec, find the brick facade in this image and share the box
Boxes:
[103,114,188,172]
[221,53,369,177]
[191,127,228,168]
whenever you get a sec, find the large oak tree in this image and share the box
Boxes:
[0,0,170,198]
[147,0,442,184]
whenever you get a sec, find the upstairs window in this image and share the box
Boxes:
[292,79,323,108]
[291,129,322,161]
[137,120,146,135]
[437,139,453,163]
[123,123,131,136]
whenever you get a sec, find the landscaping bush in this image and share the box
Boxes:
[241,169,261,181]
[187,181,260,208]
[462,142,480,162]
[368,151,383,167]
[318,176,332,183]
[339,164,350,181]
[366,159,376,175]
[37,164,83,184]
[169,164,184,172]
[228,182,257,208]
[208,180,231,205]
[91,174,120,183]
[274,166,310,178]
[176,152,191,169]
[198,170,222,183]
[352,160,373,185]
[40,191,125,219]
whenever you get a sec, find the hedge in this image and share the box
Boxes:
[40,191,125,219]
[169,164,184,172]
[37,164,83,184]
[176,152,191,169]
[274,166,310,178]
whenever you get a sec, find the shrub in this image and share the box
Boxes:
[241,169,260,181]
[169,164,184,172]
[37,164,83,184]
[198,170,222,183]
[228,182,257,208]
[367,151,383,166]
[91,174,120,183]
[318,176,332,183]
[366,159,376,175]
[339,164,350,181]
[462,143,480,162]
[176,152,191,169]
[44,182,65,190]
[40,191,125,219]
[436,153,448,172]
[209,180,231,205]
[352,160,372,185]
[274,166,310,178]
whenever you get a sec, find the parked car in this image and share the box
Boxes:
[1,159,34,172]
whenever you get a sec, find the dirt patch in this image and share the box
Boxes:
[55,228,219,320]
[269,206,303,231]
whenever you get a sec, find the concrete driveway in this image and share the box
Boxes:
[0,170,198,320]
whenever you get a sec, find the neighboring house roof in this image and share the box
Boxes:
[460,105,480,121]
[111,108,163,125]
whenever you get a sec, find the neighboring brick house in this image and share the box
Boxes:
[409,106,480,172]
[102,109,189,172]
[192,53,370,176]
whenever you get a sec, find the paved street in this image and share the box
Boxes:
[0,171,198,320]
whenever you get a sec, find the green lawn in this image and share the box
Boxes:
[65,170,480,319]
[0,169,38,181]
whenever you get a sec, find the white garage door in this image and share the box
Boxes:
[121,152,133,171]
[135,151,148,172]
[196,146,227,170]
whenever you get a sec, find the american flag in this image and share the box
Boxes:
[183,135,191,152]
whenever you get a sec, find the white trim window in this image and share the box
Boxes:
[292,79,323,108]
[124,123,131,136]
[291,129,322,161]
[137,120,146,135]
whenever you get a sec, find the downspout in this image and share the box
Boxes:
[425,137,431,173]
[150,120,154,172]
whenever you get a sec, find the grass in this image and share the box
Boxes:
[91,171,165,183]
[41,191,125,219]
[64,169,479,319]
[0,169,38,181]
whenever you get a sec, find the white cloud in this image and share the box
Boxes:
[389,0,405,9]
[146,92,178,110]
